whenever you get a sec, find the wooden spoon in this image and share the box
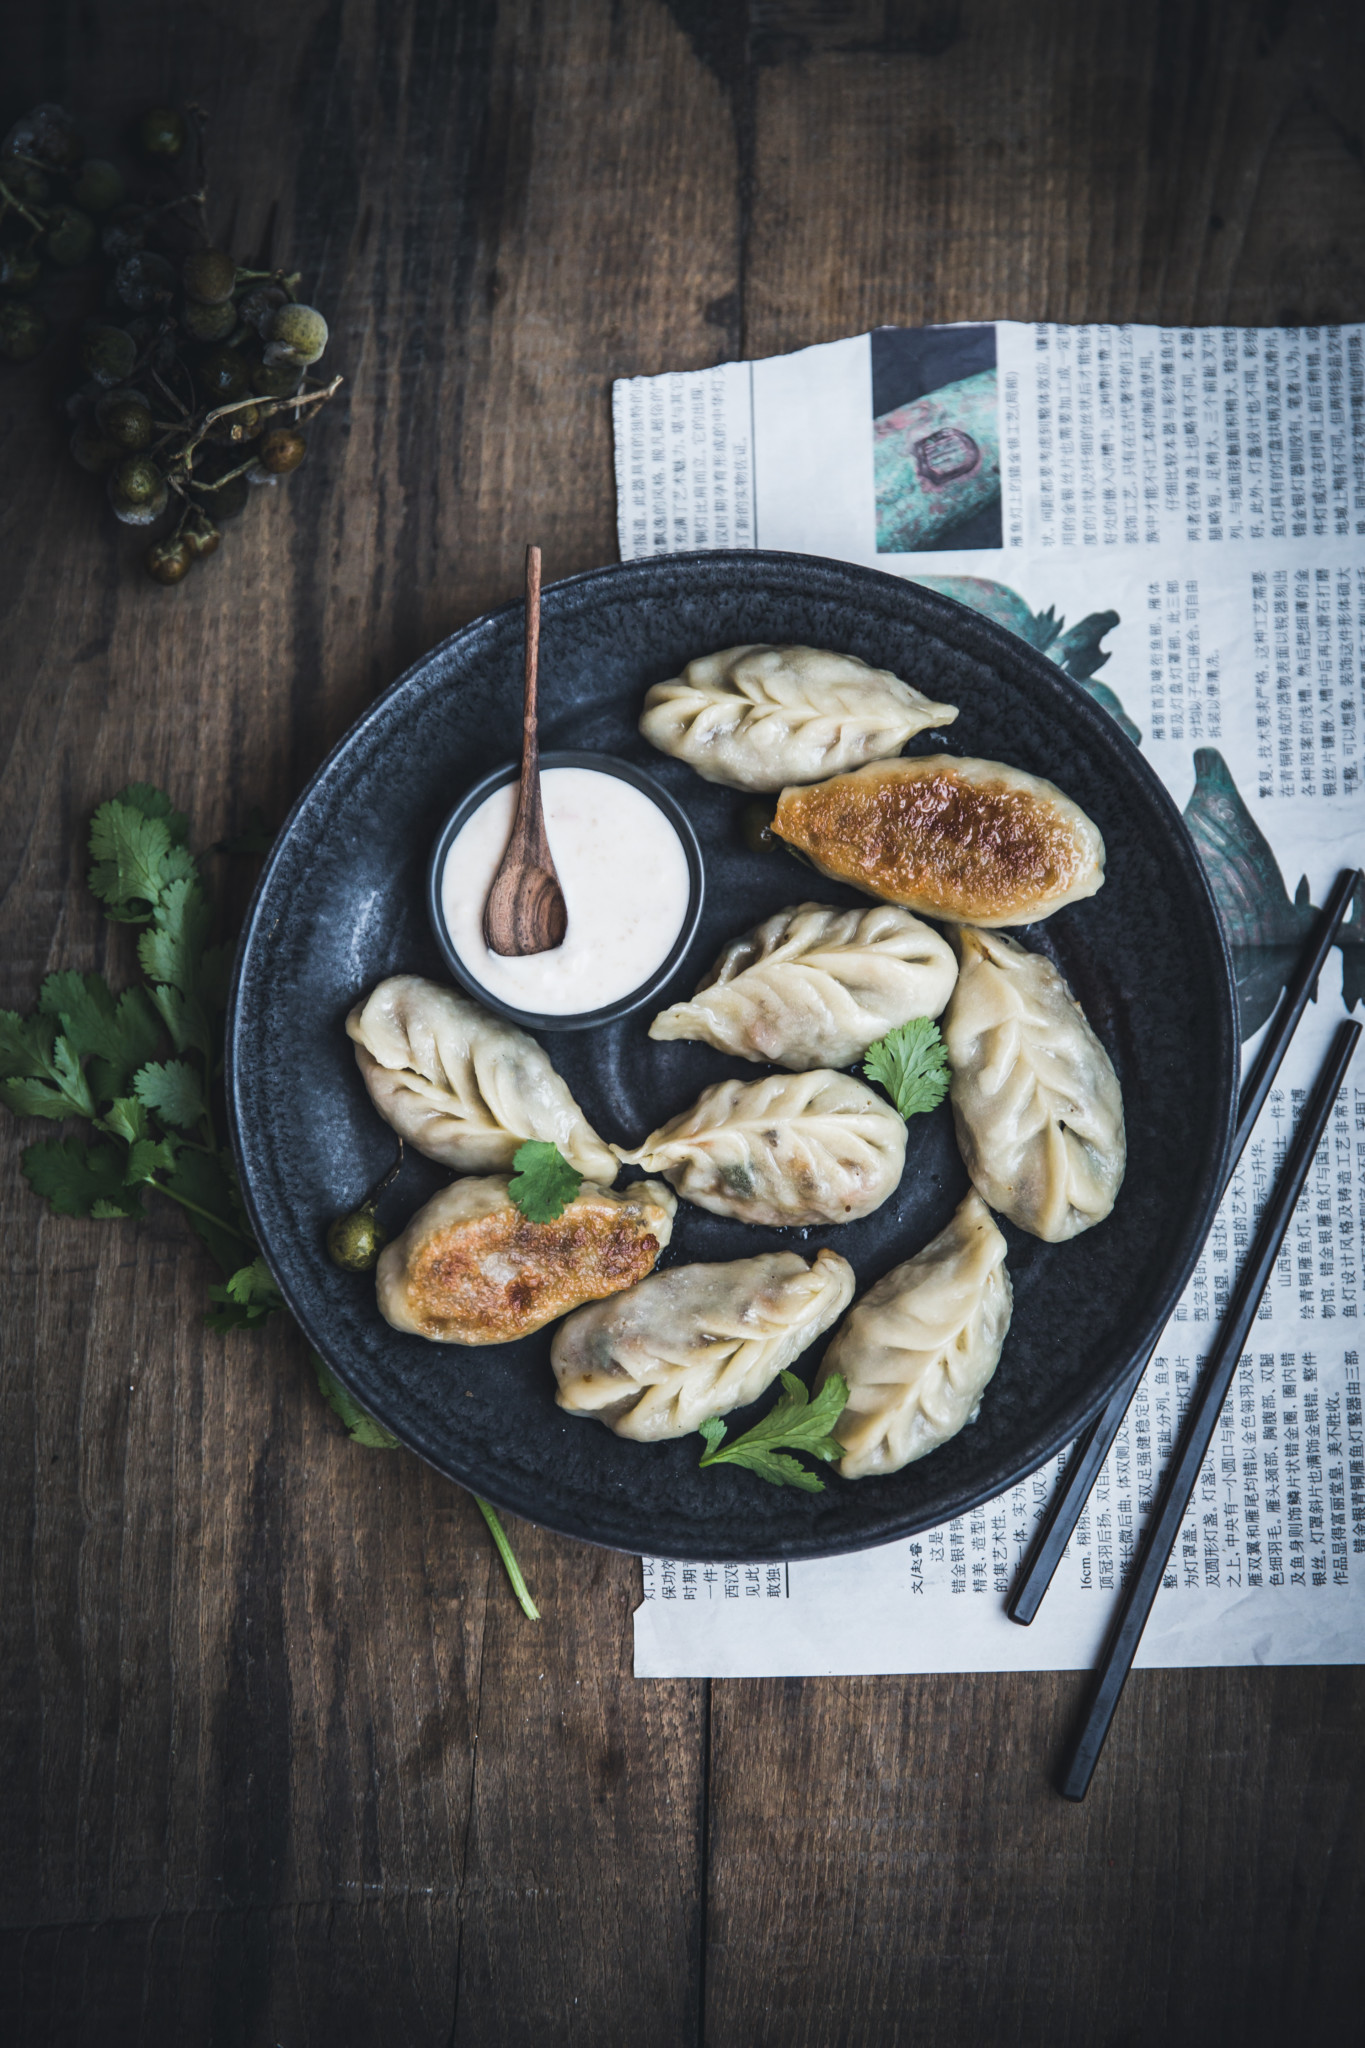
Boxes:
[483,545,568,956]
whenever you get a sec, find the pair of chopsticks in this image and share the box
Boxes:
[1006,868,1363,1799]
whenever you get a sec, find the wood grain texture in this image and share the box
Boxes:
[1,1,1364,2043]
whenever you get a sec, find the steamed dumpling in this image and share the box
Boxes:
[614,1069,907,1227]
[346,975,616,1181]
[640,644,958,792]
[817,1192,1012,1479]
[772,755,1105,925]
[941,927,1125,1242]
[650,900,957,1070]
[551,1248,855,1440]
[376,1174,676,1344]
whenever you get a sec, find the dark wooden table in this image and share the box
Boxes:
[3,4,1364,2042]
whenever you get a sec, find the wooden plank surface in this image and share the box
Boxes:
[1,2,1363,2043]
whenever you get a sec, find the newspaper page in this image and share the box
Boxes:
[613,323,1365,1676]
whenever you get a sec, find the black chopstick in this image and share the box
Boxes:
[1056,1015,1362,1800]
[1007,866,1362,1627]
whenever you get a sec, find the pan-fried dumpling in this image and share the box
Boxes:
[640,644,958,792]
[346,975,616,1181]
[772,756,1105,925]
[551,1248,855,1440]
[816,1192,1012,1479]
[941,927,1125,1242]
[614,1069,906,1227]
[376,1175,676,1344]
[649,900,957,1070]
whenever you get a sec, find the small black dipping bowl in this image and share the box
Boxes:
[426,748,705,1032]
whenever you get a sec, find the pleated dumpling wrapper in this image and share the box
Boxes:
[376,1175,676,1345]
[649,900,957,1071]
[772,755,1105,926]
[346,974,617,1181]
[817,1192,1012,1479]
[941,927,1126,1242]
[639,643,958,793]
[614,1069,907,1228]
[551,1248,855,1441]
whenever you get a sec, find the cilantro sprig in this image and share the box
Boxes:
[698,1371,850,1492]
[863,1017,951,1121]
[508,1139,583,1221]
[2,786,268,1318]
[1,784,539,1620]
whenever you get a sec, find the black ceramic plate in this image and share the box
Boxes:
[227,551,1236,1562]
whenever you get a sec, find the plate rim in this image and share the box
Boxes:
[226,547,1238,1561]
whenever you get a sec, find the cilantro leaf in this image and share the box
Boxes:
[311,1352,400,1447]
[0,1029,96,1121]
[507,1140,583,1222]
[205,1256,285,1332]
[137,876,213,994]
[697,1371,849,1491]
[125,1136,180,1184]
[38,972,119,1058]
[22,1137,143,1219]
[134,1059,207,1130]
[113,784,190,845]
[89,991,163,1101]
[38,974,162,1100]
[88,801,176,921]
[0,1009,57,1081]
[863,1018,951,1121]
[100,1095,151,1145]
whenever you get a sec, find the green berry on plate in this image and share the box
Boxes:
[108,454,168,524]
[44,203,97,267]
[136,107,187,160]
[69,158,126,213]
[0,297,48,361]
[79,322,138,387]
[327,1203,388,1271]
[265,302,328,364]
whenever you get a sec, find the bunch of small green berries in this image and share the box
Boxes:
[0,101,342,584]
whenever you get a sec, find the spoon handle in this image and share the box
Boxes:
[519,545,545,842]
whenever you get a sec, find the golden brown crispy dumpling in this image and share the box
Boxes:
[375,1175,676,1345]
[772,756,1105,927]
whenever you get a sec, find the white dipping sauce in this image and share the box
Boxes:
[441,766,692,1016]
